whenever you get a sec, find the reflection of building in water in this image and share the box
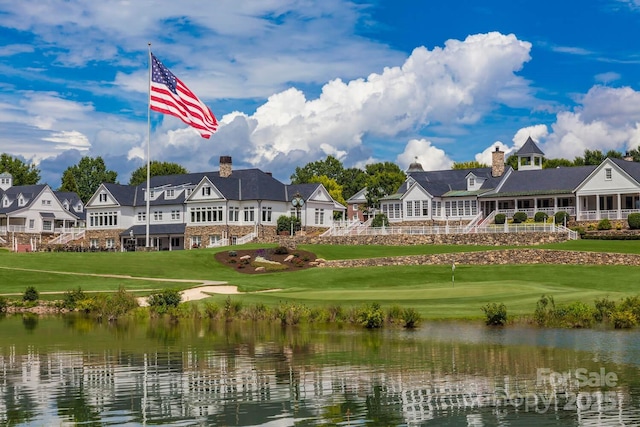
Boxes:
[0,345,639,426]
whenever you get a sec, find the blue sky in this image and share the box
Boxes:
[3,0,640,187]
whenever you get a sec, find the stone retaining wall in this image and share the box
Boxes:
[319,248,640,269]
[268,231,569,247]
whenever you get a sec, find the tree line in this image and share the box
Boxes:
[1,146,639,206]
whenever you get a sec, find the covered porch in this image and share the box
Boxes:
[576,192,640,221]
[120,224,186,251]
[480,195,576,219]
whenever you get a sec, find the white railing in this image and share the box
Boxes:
[0,235,5,244]
[49,229,86,245]
[477,211,496,227]
[352,222,572,237]
[497,207,575,218]
[463,211,483,233]
[235,232,257,245]
[207,238,229,248]
[578,209,640,221]
[557,225,579,240]
[323,218,372,236]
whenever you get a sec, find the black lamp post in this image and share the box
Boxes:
[291,192,305,235]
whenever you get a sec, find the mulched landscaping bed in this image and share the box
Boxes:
[214,248,319,274]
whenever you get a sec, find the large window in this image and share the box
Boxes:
[190,206,223,223]
[406,201,413,217]
[229,207,239,222]
[90,211,118,227]
[422,201,429,216]
[314,208,325,225]
[244,207,255,222]
[261,206,272,222]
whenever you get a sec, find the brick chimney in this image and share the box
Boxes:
[491,146,505,177]
[624,151,634,162]
[219,156,232,177]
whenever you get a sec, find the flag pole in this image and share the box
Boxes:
[145,42,152,249]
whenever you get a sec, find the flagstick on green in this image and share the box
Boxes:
[452,260,455,287]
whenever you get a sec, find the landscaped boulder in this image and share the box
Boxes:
[255,266,266,272]
[240,255,251,261]
[284,254,295,262]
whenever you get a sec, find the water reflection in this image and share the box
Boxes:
[0,316,639,426]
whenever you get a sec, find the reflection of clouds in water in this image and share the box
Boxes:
[0,319,639,426]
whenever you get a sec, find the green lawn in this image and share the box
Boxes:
[1,241,639,319]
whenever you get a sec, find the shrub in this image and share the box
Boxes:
[274,246,289,255]
[560,302,595,328]
[371,213,389,228]
[401,307,422,329]
[597,218,612,230]
[494,213,506,225]
[0,296,7,312]
[610,310,638,329]
[512,211,528,224]
[203,302,220,319]
[357,302,385,328]
[534,294,557,327]
[386,305,403,324]
[228,250,237,257]
[594,297,616,323]
[147,289,182,315]
[223,296,242,320]
[23,286,39,302]
[62,287,86,310]
[618,296,640,319]
[276,302,310,325]
[481,302,507,326]
[276,215,300,234]
[554,211,569,225]
[534,212,548,222]
[628,213,640,230]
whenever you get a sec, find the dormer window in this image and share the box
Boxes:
[63,201,69,210]
[166,189,175,198]
[76,203,83,212]
[99,193,107,203]
[469,177,475,187]
[150,190,155,199]
[2,197,8,207]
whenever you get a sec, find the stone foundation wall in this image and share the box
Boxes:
[267,231,569,247]
[320,248,640,269]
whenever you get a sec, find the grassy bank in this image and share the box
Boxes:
[1,241,639,319]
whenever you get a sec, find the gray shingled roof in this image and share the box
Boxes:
[610,157,640,182]
[120,224,186,236]
[404,167,497,197]
[482,166,596,197]
[516,136,545,156]
[0,184,47,214]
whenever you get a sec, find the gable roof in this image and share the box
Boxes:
[610,157,640,182]
[402,167,499,197]
[0,184,48,214]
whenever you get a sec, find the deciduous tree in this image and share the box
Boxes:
[128,161,188,185]
[61,156,117,203]
[0,153,40,185]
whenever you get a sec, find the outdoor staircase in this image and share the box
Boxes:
[48,229,85,245]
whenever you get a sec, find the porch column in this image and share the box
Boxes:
[169,235,172,251]
[617,193,622,220]
[596,194,600,220]
[554,197,558,214]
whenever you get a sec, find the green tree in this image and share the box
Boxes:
[0,153,40,185]
[364,162,405,208]
[452,160,488,169]
[505,154,519,170]
[58,169,79,194]
[61,156,118,203]
[290,155,344,184]
[128,161,188,185]
[542,158,573,168]
[309,175,346,206]
[339,167,368,200]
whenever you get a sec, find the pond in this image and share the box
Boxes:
[1,315,640,426]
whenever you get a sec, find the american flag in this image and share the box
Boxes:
[150,53,218,138]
